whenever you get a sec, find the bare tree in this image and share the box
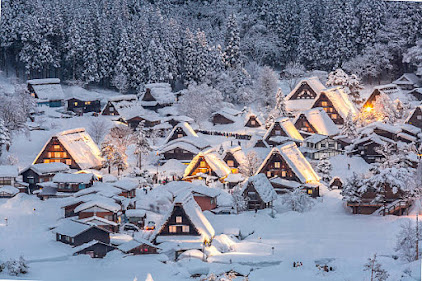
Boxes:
[88,118,110,144]
[239,151,260,177]
[364,254,389,281]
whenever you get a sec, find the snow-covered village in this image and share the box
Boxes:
[1,0,422,280]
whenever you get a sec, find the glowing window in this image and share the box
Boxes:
[307,189,313,195]
[47,152,52,158]
[282,170,287,177]
[274,162,281,168]
[266,171,272,177]
[176,216,182,223]
[66,159,72,166]
[417,115,422,120]
[74,102,78,106]
[227,160,235,167]
[200,161,207,168]
[44,159,50,163]
[53,145,61,150]
[182,225,190,233]
[169,226,177,233]
[54,152,61,158]
[250,120,256,125]
[331,114,338,119]
[177,134,184,138]
[85,101,91,105]
[321,101,328,106]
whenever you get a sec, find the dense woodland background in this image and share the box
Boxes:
[1,0,422,93]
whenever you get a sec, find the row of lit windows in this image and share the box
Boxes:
[267,170,289,178]
[73,101,92,106]
[44,159,72,165]
[0,178,12,185]
[169,225,190,233]
[47,152,67,158]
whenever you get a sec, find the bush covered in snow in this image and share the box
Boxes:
[278,189,315,213]
[0,256,29,276]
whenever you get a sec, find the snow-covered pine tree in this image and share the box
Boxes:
[183,28,197,83]
[272,88,288,118]
[341,172,364,203]
[395,220,421,262]
[326,69,363,103]
[101,140,116,174]
[0,119,11,158]
[340,113,358,138]
[316,156,332,184]
[281,188,315,213]
[238,151,260,177]
[134,121,152,169]
[356,0,386,51]
[297,6,319,69]
[113,26,131,93]
[224,14,241,69]
[363,254,389,281]
[257,66,278,107]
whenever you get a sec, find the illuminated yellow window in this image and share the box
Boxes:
[322,101,328,106]
[227,160,235,167]
[74,102,78,106]
[307,189,313,195]
[177,134,183,138]
[85,101,91,105]
[331,114,338,119]
[282,170,287,177]
[251,120,256,125]
[47,152,52,158]
[274,162,281,168]
[65,159,72,166]
[53,145,61,150]
[200,161,207,168]
[44,159,50,163]
[54,152,61,158]
[169,226,177,233]
[182,225,190,233]
[176,216,182,223]
[266,171,272,177]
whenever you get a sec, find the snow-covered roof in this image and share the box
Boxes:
[117,238,156,252]
[125,209,147,217]
[28,78,65,101]
[264,117,304,142]
[152,194,215,242]
[256,142,320,184]
[73,240,113,254]
[64,86,102,101]
[316,87,358,119]
[158,159,186,176]
[0,185,19,196]
[164,122,198,144]
[393,73,421,87]
[107,94,137,103]
[78,215,118,226]
[74,200,121,213]
[0,165,18,177]
[51,128,103,170]
[118,104,162,122]
[53,220,96,237]
[294,107,339,136]
[112,179,139,191]
[286,99,315,112]
[373,84,401,96]
[183,150,232,179]
[286,76,326,101]
[191,185,221,198]
[216,107,243,117]
[304,134,329,144]
[53,173,93,184]
[269,177,301,189]
[21,162,70,175]
[242,174,277,203]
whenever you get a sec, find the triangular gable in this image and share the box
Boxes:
[142,88,157,102]
[264,117,304,143]
[286,77,326,101]
[164,122,198,144]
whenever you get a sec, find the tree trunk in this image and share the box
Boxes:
[138,153,142,169]
[108,164,111,174]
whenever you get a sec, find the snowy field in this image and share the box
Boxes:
[0,191,420,281]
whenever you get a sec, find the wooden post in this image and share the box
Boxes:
[416,213,419,261]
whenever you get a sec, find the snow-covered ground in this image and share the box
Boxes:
[0,191,420,280]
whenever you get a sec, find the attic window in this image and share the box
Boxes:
[200,161,207,168]
[182,225,190,233]
[275,130,281,136]
[53,145,61,150]
[227,160,235,167]
[177,134,183,138]
[176,216,182,223]
[417,115,422,120]
[274,162,281,168]
[266,171,272,177]
[74,102,78,106]
[169,226,177,233]
[250,120,256,125]
[322,101,328,106]
[331,114,338,119]
[66,159,72,165]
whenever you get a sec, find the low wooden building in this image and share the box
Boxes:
[406,106,422,129]
[124,209,147,228]
[393,73,421,91]
[101,95,137,116]
[242,174,277,210]
[0,185,19,198]
[301,134,343,160]
[73,240,116,258]
[27,78,65,107]
[54,220,110,247]
[408,88,422,101]
[183,150,232,182]
[151,194,215,245]
[256,142,320,196]
[191,185,220,211]
[74,200,121,222]
[264,117,304,146]
[140,83,175,110]
[33,128,103,170]
[112,179,138,198]
[0,165,18,187]
[362,84,401,109]
[222,146,246,173]
[347,134,396,164]
[53,173,95,192]
[329,177,343,189]
[311,87,358,125]
[62,200,85,218]
[244,113,262,128]
[118,239,159,255]
[65,86,102,114]
[293,107,339,137]
[20,162,70,193]
[78,216,119,233]
[159,134,211,164]
[211,108,243,126]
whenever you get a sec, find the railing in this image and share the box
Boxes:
[377,199,411,216]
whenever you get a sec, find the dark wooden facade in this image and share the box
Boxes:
[330,177,343,189]
[118,188,136,198]
[212,114,234,125]
[289,82,318,100]
[124,244,158,255]
[142,89,156,102]
[21,169,57,193]
[312,93,344,125]
[63,201,84,218]
[33,137,79,169]
[126,117,160,130]
[78,208,119,223]
[193,194,217,211]
[223,152,240,169]
[102,101,120,116]
[167,127,189,142]
[406,107,422,129]
[245,115,261,128]
[162,148,196,162]
[56,180,94,193]
[56,226,110,246]
[265,122,290,146]
[258,152,299,181]
[157,203,200,236]
[294,114,317,135]
[349,140,392,164]
[242,182,272,210]
[74,242,115,258]
[67,98,101,114]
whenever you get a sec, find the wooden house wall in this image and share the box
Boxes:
[407,107,422,129]
[245,116,261,128]
[75,243,115,258]
[258,152,300,182]
[142,89,157,102]
[21,169,43,192]
[330,178,343,189]
[312,93,344,125]
[34,137,79,169]
[223,152,240,168]
[64,202,83,217]
[212,114,234,125]
[242,183,268,210]
[168,127,188,142]
[193,195,217,211]
[349,141,384,163]
[163,149,195,162]
[158,205,200,236]
[128,244,158,255]
[184,156,217,179]
[294,115,317,134]
[363,89,380,108]
[102,102,119,116]
[289,83,318,100]
[67,98,101,113]
[56,227,110,246]
[127,117,160,130]
[265,122,289,145]
[119,189,136,198]
[78,210,118,222]
[409,90,422,101]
